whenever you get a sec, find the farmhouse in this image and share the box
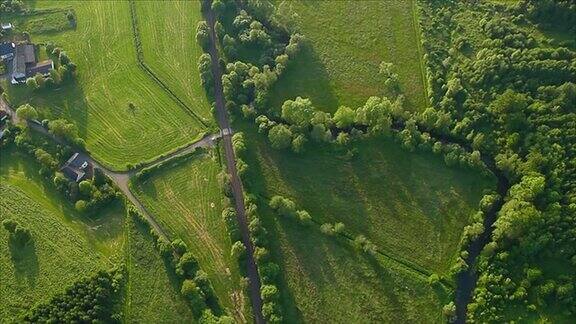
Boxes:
[10,43,54,84]
[0,42,15,61]
[61,153,93,182]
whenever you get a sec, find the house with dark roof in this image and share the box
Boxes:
[0,42,15,61]
[61,153,93,182]
[10,43,54,84]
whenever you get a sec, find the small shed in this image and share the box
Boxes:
[1,23,13,31]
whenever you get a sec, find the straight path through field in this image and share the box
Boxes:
[205,3,265,323]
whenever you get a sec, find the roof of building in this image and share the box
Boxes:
[27,60,53,77]
[0,110,8,121]
[1,23,13,30]
[0,42,14,57]
[61,153,93,182]
[61,166,86,183]
[12,44,28,80]
[65,153,88,168]
[23,44,35,64]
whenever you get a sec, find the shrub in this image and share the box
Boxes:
[15,104,38,121]
[181,279,207,315]
[268,124,293,150]
[176,252,199,278]
[261,284,280,301]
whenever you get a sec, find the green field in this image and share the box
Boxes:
[0,149,125,321]
[3,1,206,170]
[132,152,251,322]
[241,124,494,274]
[270,0,427,112]
[261,204,447,323]
[135,0,212,122]
[124,215,195,323]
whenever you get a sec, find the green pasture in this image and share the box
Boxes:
[241,123,494,275]
[124,215,195,323]
[260,204,447,323]
[3,1,206,170]
[270,0,427,112]
[135,0,213,122]
[131,152,252,322]
[0,148,125,321]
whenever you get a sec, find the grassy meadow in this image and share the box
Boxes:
[3,1,206,170]
[270,0,427,112]
[135,0,213,122]
[131,151,251,322]
[241,123,494,275]
[261,203,447,323]
[0,148,125,321]
[124,215,195,323]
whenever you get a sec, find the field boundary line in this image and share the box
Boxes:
[128,0,209,128]
[412,0,430,106]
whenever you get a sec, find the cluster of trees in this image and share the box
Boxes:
[223,131,283,323]
[212,0,293,67]
[420,0,576,321]
[73,175,118,214]
[7,116,117,215]
[15,104,85,147]
[128,206,228,322]
[0,0,24,14]
[221,33,303,117]
[520,0,576,33]
[255,95,395,154]
[213,0,304,114]
[245,195,283,323]
[2,218,32,245]
[25,43,77,91]
[23,268,125,323]
[269,195,312,226]
[319,222,346,236]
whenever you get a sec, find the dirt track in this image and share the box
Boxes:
[205,4,265,324]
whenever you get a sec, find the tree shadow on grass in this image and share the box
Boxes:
[9,237,39,288]
[7,81,89,139]
[131,217,224,318]
[269,43,339,114]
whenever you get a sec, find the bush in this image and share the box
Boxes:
[176,252,199,278]
[15,104,38,121]
[2,218,32,245]
[181,279,207,316]
[268,124,292,150]
[24,268,125,323]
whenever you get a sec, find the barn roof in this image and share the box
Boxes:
[27,60,53,77]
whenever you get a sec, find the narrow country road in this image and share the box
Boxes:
[205,3,265,324]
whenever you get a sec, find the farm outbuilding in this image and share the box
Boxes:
[1,23,13,31]
[10,43,54,84]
